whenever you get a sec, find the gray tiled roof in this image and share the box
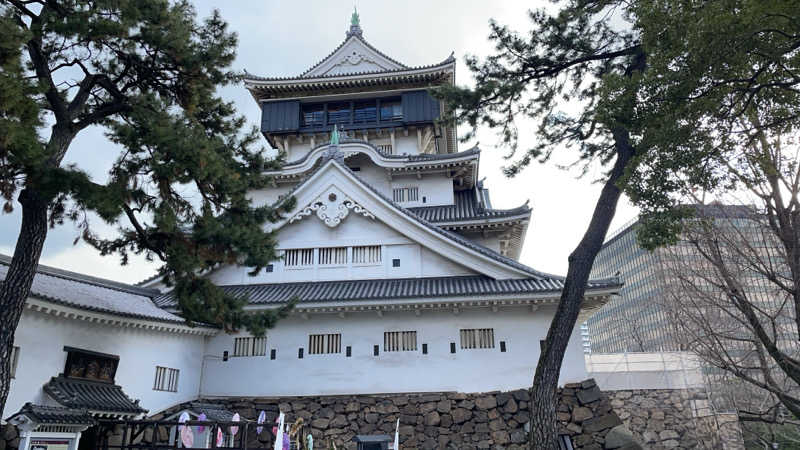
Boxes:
[43,376,147,415]
[6,403,96,425]
[0,255,185,323]
[409,189,530,224]
[155,275,620,307]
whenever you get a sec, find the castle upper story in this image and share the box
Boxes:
[243,9,456,161]
[241,11,531,261]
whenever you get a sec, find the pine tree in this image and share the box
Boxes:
[0,1,294,415]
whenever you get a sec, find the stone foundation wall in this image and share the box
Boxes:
[156,379,636,450]
[0,382,745,449]
[607,389,745,450]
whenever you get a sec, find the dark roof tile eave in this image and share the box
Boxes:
[244,55,455,84]
[27,291,190,325]
[156,275,622,308]
[0,254,158,298]
[43,376,147,415]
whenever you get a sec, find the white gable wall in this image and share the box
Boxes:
[207,211,476,285]
[3,309,207,420]
[199,305,587,397]
[303,37,405,78]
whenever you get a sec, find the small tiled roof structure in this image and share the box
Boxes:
[409,189,530,225]
[0,254,184,323]
[43,376,147,416]
[155,275,620,308]
[6,403,96,426]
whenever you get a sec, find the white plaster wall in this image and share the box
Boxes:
[286,143,312,163]
[390,175,453,208]
[200,305,588,397]
[393,135,419,156]
[346,155,390,193]
[460,232,502,254]
[207,212,477,285]
[3,309,207,420]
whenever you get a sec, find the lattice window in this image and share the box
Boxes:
[10,346,19,378]
[352,245,381,264]
[284,248,314,267]
[460,328,495,349]
[392,187,419,203]
[153,366,179,392]
[319,247,347,265]
[384,331,418,352]
[233,337,267,357]
[308,334,342,354]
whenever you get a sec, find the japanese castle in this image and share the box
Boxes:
[2,11,619,450]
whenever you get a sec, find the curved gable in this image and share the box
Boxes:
[303,35,407,78]
[270,158,543,280]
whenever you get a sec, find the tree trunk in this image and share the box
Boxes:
[529,130,636,449]
[0,189,49,416]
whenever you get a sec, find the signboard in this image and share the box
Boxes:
[31,439,70,450]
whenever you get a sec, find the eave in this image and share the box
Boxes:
[244,60,455,101]
[24,297,218,336]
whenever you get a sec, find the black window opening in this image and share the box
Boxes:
[298,96,404,130]
[302,104,325,127]
[392,258,401,267]
[63,346,119,384]
[354,100,377,123]
[327,102,351,124]
[380,99,402,121]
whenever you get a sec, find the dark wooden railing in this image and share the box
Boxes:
[95,419,267,450]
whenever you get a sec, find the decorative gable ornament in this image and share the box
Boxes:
[289,186,375,228]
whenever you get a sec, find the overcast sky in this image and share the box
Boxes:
[0,0,637,283]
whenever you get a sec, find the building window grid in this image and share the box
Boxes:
[384,331,418,352]
[352,245,381,264]
[319,247,347,266]
[308,333,342,354]
[153,366,179,392]
[233,337,267,357]
[284,248,314,267]
[392,187,419,203]
[283,246,382,267]
[460,328,495,349]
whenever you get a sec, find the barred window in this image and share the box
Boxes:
[460,328,495,349]
[233,337,267,357]
[384,331,417,352]
[153,366,179,392]
[319,247,347,265]
[10,346,19,378]
[392,187,419,203]
[352,245,381,264]
[284,248,314,267]
[308,334,342,354]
